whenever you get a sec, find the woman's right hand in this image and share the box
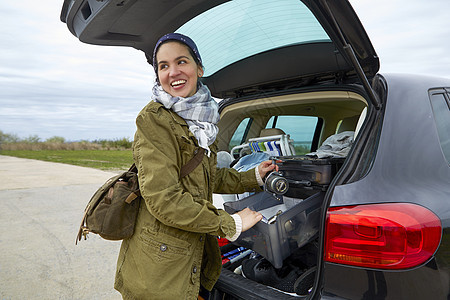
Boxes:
[236,208,263,232]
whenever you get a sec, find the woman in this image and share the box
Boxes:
[114,33,276,299]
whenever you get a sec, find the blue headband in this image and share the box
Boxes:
[152,33,202,73]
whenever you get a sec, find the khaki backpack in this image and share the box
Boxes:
[76,148,205,244]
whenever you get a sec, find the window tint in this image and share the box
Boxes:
[177,0,330,76]
[266,116,318,155]
[229,118,252,151]
[430,93,450,163]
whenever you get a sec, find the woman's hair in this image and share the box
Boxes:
[150,33,204,84]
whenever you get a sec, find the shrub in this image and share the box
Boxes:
[92,137,132,149]
[23,135,41,143]
[46,136,66,143]
[0,130,20,144]
[0,130,132,151]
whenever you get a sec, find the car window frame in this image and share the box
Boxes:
[429,88,450,164]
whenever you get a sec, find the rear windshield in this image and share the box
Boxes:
[177,0,330,76]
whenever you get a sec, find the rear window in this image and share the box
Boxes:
[266,115,318,155]
[176,0,330,76]
[430,92,450,164]
[229,117,252,151]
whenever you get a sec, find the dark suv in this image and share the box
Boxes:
[61,0,450,299]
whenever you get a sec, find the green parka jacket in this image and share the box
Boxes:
[114,102,262,299]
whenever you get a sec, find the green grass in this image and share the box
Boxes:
[0,150,133,171]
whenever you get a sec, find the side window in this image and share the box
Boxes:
[430,93,450,164]
[229,118,252,151]
[266,116,319,155]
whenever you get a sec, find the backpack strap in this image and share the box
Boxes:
[125,189,141,204]
[180,148,205,178]
[76,149,206,244]
[130,147,205,200]
[128,163,137,173]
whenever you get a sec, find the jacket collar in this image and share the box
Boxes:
[153,101,219,154]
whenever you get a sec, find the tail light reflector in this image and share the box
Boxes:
[325,203,441,269]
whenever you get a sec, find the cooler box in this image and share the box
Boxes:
[224,191,323,269]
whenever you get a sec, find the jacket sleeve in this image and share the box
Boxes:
[213,167,262,194]
[134,106,237,238]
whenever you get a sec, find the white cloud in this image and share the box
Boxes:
[1,0,449,141]
[0,1,155,141]
[350,0,450,77]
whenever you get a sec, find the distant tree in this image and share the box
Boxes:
[23,134,41,143]
[114,137,133,149]
[92,137,132,149]
[0,130,20,143]
[46,136,66,143]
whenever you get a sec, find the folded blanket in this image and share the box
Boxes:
[306,131,354,158]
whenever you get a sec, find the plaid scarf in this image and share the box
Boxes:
[152,82,219,156]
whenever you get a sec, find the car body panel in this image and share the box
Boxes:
[324,74,450,299]
[330,74,450,219]
[322,261,448,299]
[331,74,450,211]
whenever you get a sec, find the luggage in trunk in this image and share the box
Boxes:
[274,155,345,196]
[224,155,345,268]
[224,191,323,268]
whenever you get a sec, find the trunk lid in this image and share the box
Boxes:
[61,0,379,99]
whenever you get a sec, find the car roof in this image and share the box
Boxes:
[61,0,379,98]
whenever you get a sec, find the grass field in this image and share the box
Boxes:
[0,150,133,171]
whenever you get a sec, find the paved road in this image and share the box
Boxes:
[0,155,123,299]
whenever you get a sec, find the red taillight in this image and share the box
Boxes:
[325,203,442,269]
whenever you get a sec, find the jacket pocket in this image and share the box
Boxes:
[119,228,194,297]
[139,227,191,262]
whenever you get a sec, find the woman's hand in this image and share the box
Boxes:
[236,208,263,232]
[258,160,279,180]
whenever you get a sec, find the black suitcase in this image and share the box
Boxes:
[272,155,345,197]
[224,191,323,269]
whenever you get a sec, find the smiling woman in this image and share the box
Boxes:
[112,33,277,300]
[154,39,204,98]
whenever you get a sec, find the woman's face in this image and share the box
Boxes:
[156,41,203,98]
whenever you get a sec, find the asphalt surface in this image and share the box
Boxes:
[0,155,123,299]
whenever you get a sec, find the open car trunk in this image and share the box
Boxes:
[210,87,371,298]
[61,0,382,298]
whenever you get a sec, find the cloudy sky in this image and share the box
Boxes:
[1,0,449,141]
